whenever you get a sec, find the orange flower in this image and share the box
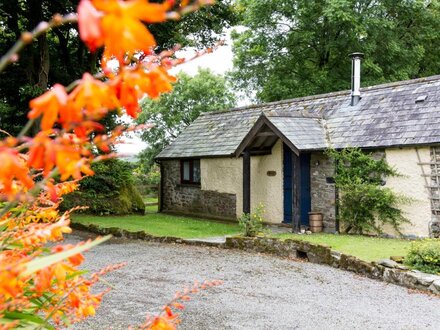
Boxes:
[52,244,85,267]
[0,263,25,300]
[143,66,176,99]
[73,121,105,139]
[150,317,177,330]
[78,0,104,52]
[28,84,67,130]
[112,66,176,118]
[65,73,119,125]
[0,147,34,195]
[29,131,94,181]
[55,146,94,181]
[27,131,56,176]
[78,0,171,61]
[41,180,79,204]
[35,267,53,293]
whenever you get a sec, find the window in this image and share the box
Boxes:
[180,159,201,184]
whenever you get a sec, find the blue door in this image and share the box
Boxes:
[299,153,311,226]
[283,144,311,225]
[283,144,293,223]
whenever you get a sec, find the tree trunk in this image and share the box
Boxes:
[28,0,50,135]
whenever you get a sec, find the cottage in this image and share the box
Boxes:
[156,54,440,238]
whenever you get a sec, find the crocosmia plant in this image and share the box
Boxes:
[0,1,214,328]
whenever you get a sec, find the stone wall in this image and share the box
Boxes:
[73,222,440,295]
[161,160,236,219]
[202,140,283,222]
[225,236,440,295]
[310,152,336,232]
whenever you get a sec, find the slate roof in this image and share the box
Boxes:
[156,108,262,158]
[156,75,440,159]
[265,116,327,151]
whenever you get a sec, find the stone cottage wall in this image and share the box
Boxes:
[310,152,336,232]
[160,140,284,223]
[160,160,236,220]
[310,148,433,236]
[202,139,284,222]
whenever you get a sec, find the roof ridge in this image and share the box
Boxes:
[265,114,321,119]
[201,90,350,116]
[361,74,440,92]
[200,74,440,117]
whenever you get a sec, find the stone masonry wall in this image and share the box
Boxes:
[310,152,336,232]
[161,160,236,219]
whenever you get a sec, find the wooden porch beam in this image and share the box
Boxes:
[256,131,276,137]
[249,149,272,156]
[243,148,251,214]
[292,152,301,232]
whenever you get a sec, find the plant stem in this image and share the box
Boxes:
[17,119,35,138]
[0,14,77,74]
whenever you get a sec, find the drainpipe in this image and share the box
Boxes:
[333,157,340,233]
[349,52,364,106]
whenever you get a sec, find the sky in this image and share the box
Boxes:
[116,32,235,157]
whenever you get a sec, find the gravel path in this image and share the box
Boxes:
[70,231,440,330]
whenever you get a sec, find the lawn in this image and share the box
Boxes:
[72,213,241,239]
[274,233,412,262]
[145,204,158,213]
[143,197,158,204]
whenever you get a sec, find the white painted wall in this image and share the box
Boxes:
[384,147,431,237]
[200,144,433,234]
[201,139,284,223]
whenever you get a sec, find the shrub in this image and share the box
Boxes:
[327,148,410,235]
[405,239,440,274]
[61,159,145,215]
[238,203,266,237]
[134,164,160,196]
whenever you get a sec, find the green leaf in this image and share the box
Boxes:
[23,235,111,276]
[2,311,55,330]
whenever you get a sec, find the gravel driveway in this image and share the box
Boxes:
[70,231,440,330]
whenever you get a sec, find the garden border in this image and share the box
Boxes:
[72,222,440,296]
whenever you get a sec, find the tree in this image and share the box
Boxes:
[230,0,440,102]
[137,68,236,170]
[0,0,236,136]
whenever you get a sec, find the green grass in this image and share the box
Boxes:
[143,197,158,204]
[145,204,158,213]
[72,213,241,239]
[274,233,412,262]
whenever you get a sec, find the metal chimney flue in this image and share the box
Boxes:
[349,52,364,106]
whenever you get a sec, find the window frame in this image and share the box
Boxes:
[180,159,201,185]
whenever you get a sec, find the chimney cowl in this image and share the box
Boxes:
[349,52,364,106]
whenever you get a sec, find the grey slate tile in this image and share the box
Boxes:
[157,75,440,159]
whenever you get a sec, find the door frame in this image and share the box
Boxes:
[283,144,311,226]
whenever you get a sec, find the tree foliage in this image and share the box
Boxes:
[230,0,440,102]
[328,148,410,235]
[61,159,145,215]
[0,0,236,136]
[137,68,236,170]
